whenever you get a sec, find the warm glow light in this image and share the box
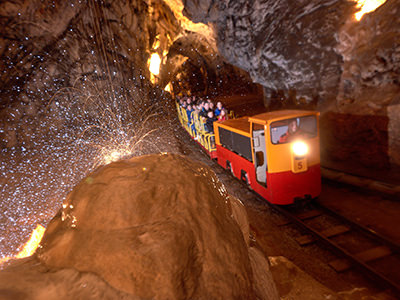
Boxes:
[159,0,215,41]
[354,0,387,21]
[0,256,11,265]
[0,224,45,266]
[102,148,132,165]
[109,150,122,162]
[292,141,308,156]
[149,53,161,76]
[152,38,160,50]
[164,82,172,92]
[16,224,45,258]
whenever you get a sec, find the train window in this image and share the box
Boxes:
[270,116,317,144]
[219,127,253,162]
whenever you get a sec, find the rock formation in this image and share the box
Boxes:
[183,0,353,105]
[1,0,400,284]
[0,154,279,300]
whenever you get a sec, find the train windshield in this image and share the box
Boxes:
[270,115,317,144]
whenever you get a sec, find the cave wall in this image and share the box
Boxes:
[183,0,400,168]
[0,0,165,149]
[182,0,400,111]
[0,0,178,260]
[183,0,355,105]
[336,0,400,115]
[388,96,400,166]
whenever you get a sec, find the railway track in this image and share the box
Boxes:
[268,199,400,294]
[192,130,400,294]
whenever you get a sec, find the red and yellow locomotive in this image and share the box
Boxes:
[176,103,321,205]
[214,110,320,205]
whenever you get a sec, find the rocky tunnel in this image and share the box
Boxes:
[0,0,399,280]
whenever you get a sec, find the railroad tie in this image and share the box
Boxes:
[329,246,392,272]
[295,225,350,246]
[275,209,322,226]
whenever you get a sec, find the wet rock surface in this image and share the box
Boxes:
[0,153,279,300]
[0,1,256,259]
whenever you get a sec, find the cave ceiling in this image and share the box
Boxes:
[0,0,399,120]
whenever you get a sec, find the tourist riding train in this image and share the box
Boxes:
[176,102,321,205]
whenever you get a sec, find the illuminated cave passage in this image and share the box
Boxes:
[0,0,399,293]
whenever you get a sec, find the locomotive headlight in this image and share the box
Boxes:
[292,141,308,157]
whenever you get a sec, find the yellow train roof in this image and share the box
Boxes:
[216,117,251,137]
[248,110,319,125]
[215,110,319,137]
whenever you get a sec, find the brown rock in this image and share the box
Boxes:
[0,154,279,300]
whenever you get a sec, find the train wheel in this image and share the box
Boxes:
[240,170,249,185]
[241,171,253,190]
[293,195,313,209]
[226,161,234,176]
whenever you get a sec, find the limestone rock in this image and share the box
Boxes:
[183,0,355,104]
[269,256,339,300]
[0,154,279,300]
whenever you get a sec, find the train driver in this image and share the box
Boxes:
[279,119,303,143]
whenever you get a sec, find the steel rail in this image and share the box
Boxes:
[314,201,400,253]
[262,197,400,294]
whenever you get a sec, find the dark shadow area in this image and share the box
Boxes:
[320,112,400,184]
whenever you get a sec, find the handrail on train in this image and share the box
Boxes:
[176,102,235,153]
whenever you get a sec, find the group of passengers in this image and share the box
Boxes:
[176,95,229,135]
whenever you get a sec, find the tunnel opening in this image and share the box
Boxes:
[169,59,261,99]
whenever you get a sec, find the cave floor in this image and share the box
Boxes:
[173,123,399,299]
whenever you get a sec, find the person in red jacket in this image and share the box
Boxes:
[279,119,303,143]
[217,109,228,122]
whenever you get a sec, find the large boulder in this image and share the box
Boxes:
[0,153,279,300]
